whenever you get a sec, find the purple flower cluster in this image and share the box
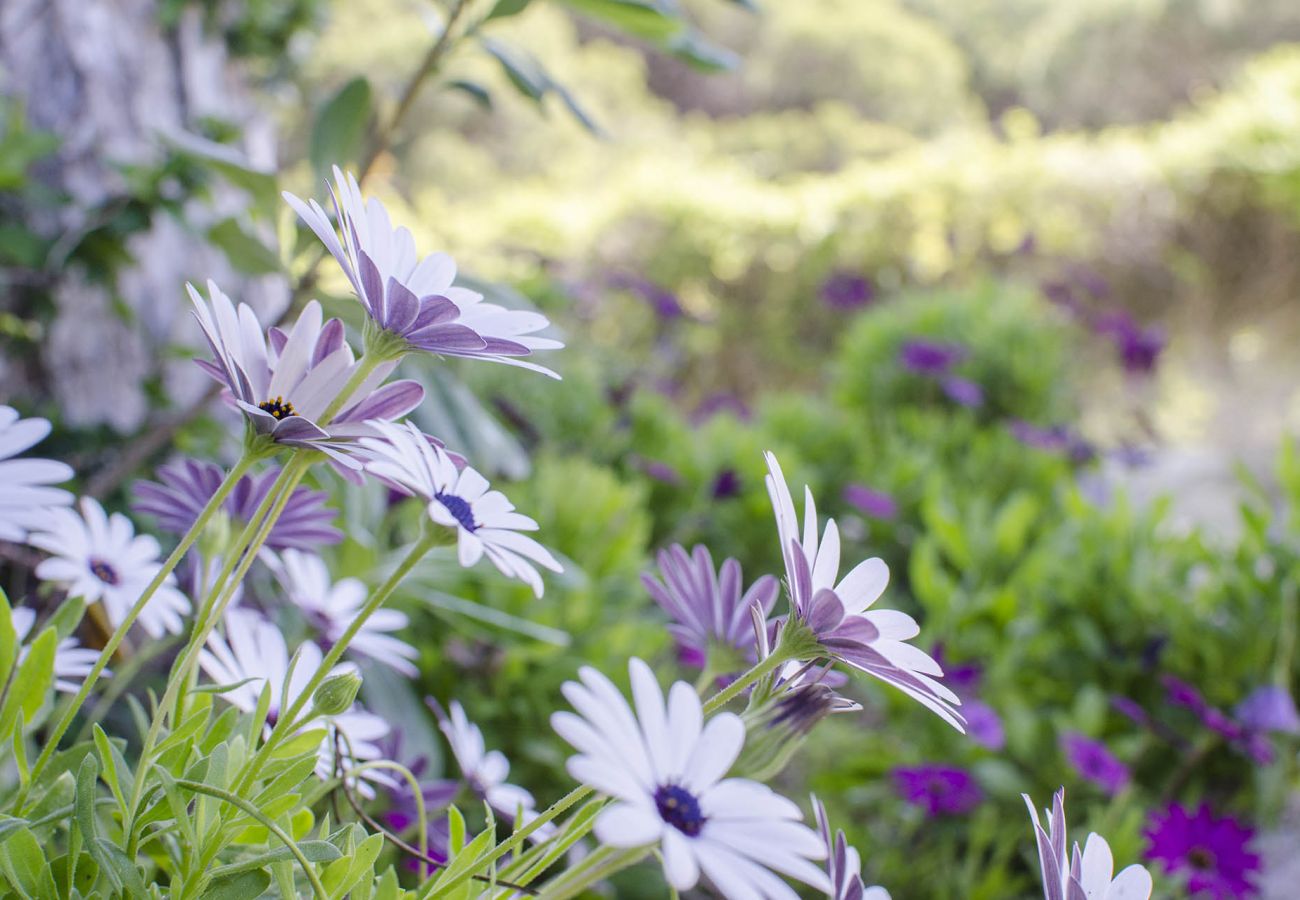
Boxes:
[1007,420,1094,464]
[820,271,876,311]
[1060,732,1130,795]
[608,273,684,321]
[897,339,984,408]
[892,765,982,816]
[1159,675,1276,764]
[1145,803,1259,899]
[842,483,898,521]
[1096,311,1165,376]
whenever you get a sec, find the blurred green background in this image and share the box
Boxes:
[6,0,1300,896]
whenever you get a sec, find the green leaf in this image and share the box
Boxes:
[210,841,341,878]
[667,29,738,72]
[0,626,55,745]
[446,80,493,111]
[202,869,272,900]
[0,817,29,844]
[480,38,548,102]
[486,0,532,19]
[310,78,372,182]
[0,591,17,688]
[43,596,86,643]
[193,676,263,696]
[207,218,282,276]
[557,0,683,41]
[0,827,57,899]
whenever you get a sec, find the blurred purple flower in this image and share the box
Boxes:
[1061,732,1130,795]
[608,273,684,320]
[820,272,875,310]
[842,483,898,520]
[642,544,779,672]
[633,457,682,486]
[1162,674,1207,711]
[693,392,750,424]
[1235,685,1300,736]
[133,459,342,551]
[1112,695,1151,728]
[1096,311,1164,376]
[941,377,984,409]
[1145,803,1259,899]
[1008,420,1094,462]
[711,468,741,499]
[898,339,965,376]
[892,765,982,816]
[963,699,1005,751]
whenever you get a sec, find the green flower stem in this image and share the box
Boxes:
[701,647,790,716]
[426,785,594,900]
[173,779,329,900]
[72,633,182,744]
[235,529,440,793]
[494,798,607,894]
[19,452,258,812]
[318,352,386,426]
[537,846,646,900]
[126,455,312,852]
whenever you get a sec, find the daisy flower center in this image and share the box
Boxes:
[258,396,297,420]
[1188,846,1216,870]
[435,492,478,532]
[89,558,120,586]
[654,784,706,837]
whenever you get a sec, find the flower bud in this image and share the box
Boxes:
[312,671,363,717]
[734,680,857,781]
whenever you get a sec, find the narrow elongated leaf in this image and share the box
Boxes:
[0,827,57,898]
[558,0,683,40]
[207,219,282,275]
[310,78,372,181]
[211,841,341,878]
[203,869,272,900]
[0,627,55,745]
[0,590,15,696]
[486,0,532,18]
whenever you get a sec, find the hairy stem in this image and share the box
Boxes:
[701,648,788,716]
[20,453,257,810]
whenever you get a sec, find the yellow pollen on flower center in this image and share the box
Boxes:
[258,396,297,420]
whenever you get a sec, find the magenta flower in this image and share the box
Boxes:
[1096,311,1164,376]
[642,543,779,671]
[962,699,1005,751]
[898,339,965,376]
[891,765,981,816]
[1061,732,1130,795]
[133,459,342,551]
[1145,803,1259,899]
[842,484,898,520]
[820,272,875,310]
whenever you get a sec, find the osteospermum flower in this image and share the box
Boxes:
[892,765,982,817]
[764,452,963,729]
[199,607,390,792]
[1061,732,1130,796]
[811,796,890,900]
[1235,685,1300,735]
[1025,789,1153,900]
[11,607,102,693]
[1144,803,1259,899]
[641,543,779,671]
[428,698,551,840]
[133,458,342,551]
[359,420,561,597]
[29,498,190,638]
[0,405,74,542]
[284,167,561,376]
[270,549,418,676]
[551,658,830,898]
[189,281,423,461]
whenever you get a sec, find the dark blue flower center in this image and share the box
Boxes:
[1188,846,1216,870]
[90,558,120,585]
[258,396,297,420]
[435,492,478,532]
[654,784,705,837]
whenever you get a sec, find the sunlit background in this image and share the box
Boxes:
[5,0,1300,896]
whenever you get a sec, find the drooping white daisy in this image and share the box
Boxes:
[1024,789,1153,900]
[358,420,562,597]
[28,498,190,638]
[11,606,103,693]
[284,167,562,376]
[0,405,74,542]
[428,698,553,841]
[551,657,830,898]
[189,280,423,463]
[764,452,963,730]
[199,607,391,792]
[811,796,891,900]
[269,549,418,676]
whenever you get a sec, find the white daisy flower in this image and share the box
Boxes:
[1025,789,1153,900]
[284,167,562,376]
[269,549,418,677]
[764,452,963,730]
[358,420,562,597]
[189,280,423,463]
[28,497,190,638]
[551,657,830,898]
[199,607,391,793]
[11,606,103,693]
[0,405,74,542]
[430,698,553,841]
